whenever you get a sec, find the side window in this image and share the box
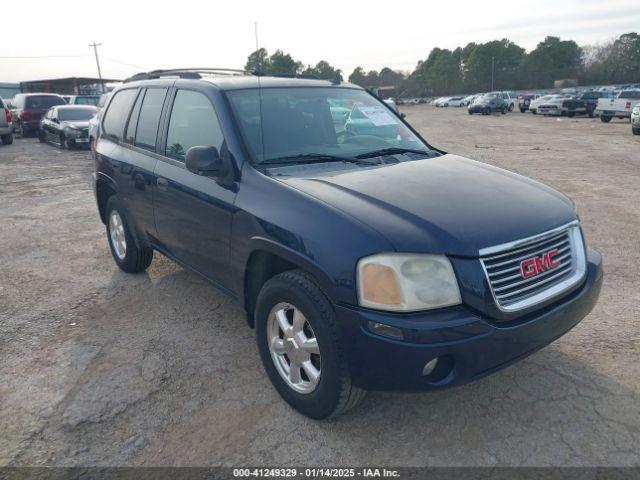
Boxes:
[165,90,225,161]
[102,89,138,142]
[134,88,167,150]
[125,90,144,144]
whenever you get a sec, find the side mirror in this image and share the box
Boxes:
[53,118,59,123]
[400,112,406,119]
[185,146,225,177]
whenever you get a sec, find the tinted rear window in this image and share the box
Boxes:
[59,108,98,121]
[75,96,100,106]
[25,96,65,109]
[102,89,139,141]
[620,91,640,100]
[134,88,167,150]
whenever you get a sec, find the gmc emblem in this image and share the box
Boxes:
[520,249,562,279]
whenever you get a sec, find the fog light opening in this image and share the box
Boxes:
[422,354,455,384]
[422,358,439,376]
[368,321,403,340]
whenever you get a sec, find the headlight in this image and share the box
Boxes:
[633,106,640,115]
[357,253,461,312]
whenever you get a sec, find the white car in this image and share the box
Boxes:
[435,96,465,107]
[632,103,639,135]
[529,95,563,114]
[537,96,569,116]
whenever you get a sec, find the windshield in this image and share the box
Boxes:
[226,87,429,164]
[59,108,97,121]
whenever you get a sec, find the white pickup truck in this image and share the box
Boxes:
[595,90,640,123]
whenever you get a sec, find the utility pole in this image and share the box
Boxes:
[491,56,495,91]
[254,22,259,51]
[89,41,105,93]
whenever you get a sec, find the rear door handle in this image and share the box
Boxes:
[157,177,169,190]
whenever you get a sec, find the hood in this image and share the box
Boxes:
[61,120,90,129]
[277,154,577,256]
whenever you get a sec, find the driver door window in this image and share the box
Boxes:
[165,90,224,162]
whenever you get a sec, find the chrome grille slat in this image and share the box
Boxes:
[484,239,570,269]
[484,232,567,261]
[497,267,574,301]
[494,262,573,294]
[491,251,572,287]
[480,222,586,312]
[486,243,571,274]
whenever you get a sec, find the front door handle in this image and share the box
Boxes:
[157,177,169,190]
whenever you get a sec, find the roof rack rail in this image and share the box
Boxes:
[251,70,320,80]
[124,68,247,83]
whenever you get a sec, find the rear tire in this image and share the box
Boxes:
[601,115,612,123]
[105,196,153,273]
[520,108,526,113]
[501,107,507,115]
[1,133,13,145]
[568,112,575,118]
[255,270,365,419]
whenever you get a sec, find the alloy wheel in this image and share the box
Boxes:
[267,302,321,394]
[109,210,127,260]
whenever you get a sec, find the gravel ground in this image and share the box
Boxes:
[1,107,639,467]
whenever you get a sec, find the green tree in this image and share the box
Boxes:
[268,50,303,75]
[303,60,342,81]
[414,48,462,95]
[525,36,583,88]
[348,66,367,86]
[464,40,525,91]
[244,48,270,73]
[378,67,405,86]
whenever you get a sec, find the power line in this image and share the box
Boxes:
[0,54,90,59]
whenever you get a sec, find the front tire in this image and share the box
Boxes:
[1,133,13,145]
[520,108,526,113]
[255,270,365,419]
[105,196,153,273]
[633,127,640,135]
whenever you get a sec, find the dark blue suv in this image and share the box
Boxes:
[93,69,603,419]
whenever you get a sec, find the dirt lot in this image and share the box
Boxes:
[1,107,639,467]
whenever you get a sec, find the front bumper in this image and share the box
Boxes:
[336,247,603,391]
[468,105,490,113]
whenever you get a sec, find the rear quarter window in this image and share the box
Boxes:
[102,89,139,142]
[134,88,167,150]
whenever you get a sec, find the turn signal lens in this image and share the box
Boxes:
[361,263,402,306]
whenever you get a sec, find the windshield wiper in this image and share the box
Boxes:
[355,147,432,159]
[260,153,378,166]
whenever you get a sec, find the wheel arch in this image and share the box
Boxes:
[242,237,336,328]
[95,172,118,224]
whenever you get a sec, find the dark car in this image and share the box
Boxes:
[38,105,97,149]
[518,94,539,113]
[468,93,508,115]
[93,69,602,419]
[11,93,66,135]
[563,91,615,118]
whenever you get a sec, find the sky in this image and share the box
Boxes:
[1,0,639,83]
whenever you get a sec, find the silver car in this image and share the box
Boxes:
[0,96,14,145]
[632,103,639,135]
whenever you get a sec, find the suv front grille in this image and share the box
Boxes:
[480,222,586,312]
